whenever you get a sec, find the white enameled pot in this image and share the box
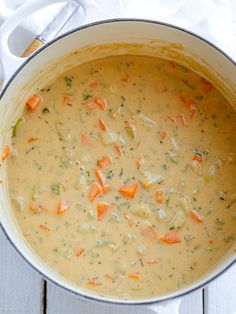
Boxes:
[0,1,235,313]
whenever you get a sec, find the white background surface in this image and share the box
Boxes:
[0,0,236,313]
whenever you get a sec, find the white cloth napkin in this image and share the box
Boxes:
[0,0,235,80]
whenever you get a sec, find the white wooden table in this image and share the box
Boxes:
[0,227,235,314]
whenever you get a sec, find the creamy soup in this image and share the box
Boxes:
[4,55,236,299]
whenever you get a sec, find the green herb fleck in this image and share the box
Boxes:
[82,92,92,101]
[64,76,73,87]
[51,183,60,195]
[42,107,51,114]
[12,118,23,137]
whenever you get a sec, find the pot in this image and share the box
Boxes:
[0,1,235,313]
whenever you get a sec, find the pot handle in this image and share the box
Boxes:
[0,0,113,85]
[147,297,182,314]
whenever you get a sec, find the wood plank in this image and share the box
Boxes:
[47,281,203,314]
[180,289,203,314]
[204,264,236,314]
[47,282,150,314]
[0,227,43,314]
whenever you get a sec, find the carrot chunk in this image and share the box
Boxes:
[156,189,164,204]
[98,119,108,131]
[95,169,110,193]
[28,137,39,143]
[114,143,122,156]
[2,145,10,161]
[89,182,102,201]
[191,209,203,223]
[141,226,158,240]
[180,96,197,117]
[89,80,98,88]
[26,94,41,111]
[86,101,97,111]
[56,199,69,215]
[177,113,188,126]
[80,132,94,147]
[160,232,181,244]
[169,61,176,69]
[121,76,130,82]
[105,274,115,281]
[39,225,50,232]
[98,155,112,169]
[118,183,138,198]
[29,203,49,213]
[127,218,134,227]
[128,272,141,280]
[192,153,203,163]
[146,259,158,265]
[95,97,107,110]
[200,79,213,93]
[97,202,112,221]
[63,95,72,105]
[88,278,101,286]
[160,131,167,139]
[74,246,85,257]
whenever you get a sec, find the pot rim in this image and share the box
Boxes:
[0,18,235,306]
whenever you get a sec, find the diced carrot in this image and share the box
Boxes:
[2,145,10,161]
[180,96,193,109]
[95,97,107,110]
[95,169,110,193]
[26,94,41,111]
[208,239,214,244]
[97,202,112,221]
[160,131,167,139]
[29,203,49,213]
[28,137,39,143]
[180,96,197,117]
[56,199,69,215]
[191,209,203,223]
[136,158,144,169]
[89,182,102,201]
[177,114,188,126]
[127,218,134,227]
[114,143,122,156]
[98,119,108,131]
[146,259,158,265]
[192,153,203,163]
[128,272,141,280]
[29,203,40,213]
[141,226,158,240]
[80,132,94,147]
[63,95,72,105]
[156,189,164,204]
[39,224,50,232]
[124,214,134,227]
[168,116,177,123]
[119,183,138,199]
[98,155,112,169]
[88,278,101,286]
[89,80,98,88]
[105,274,115,281]
[189,103,197,118]
[169,61,176,69]
[74,246,85,257]
[160,232,181,244]
[86,101,97,111]
[121,76,129,82]
[200,79,213,93]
